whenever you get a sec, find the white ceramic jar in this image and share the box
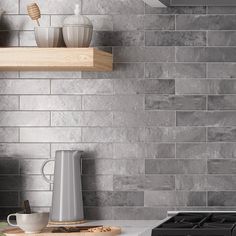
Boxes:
[62,4,93,48]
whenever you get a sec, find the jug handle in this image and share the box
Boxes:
[41,159,54,184]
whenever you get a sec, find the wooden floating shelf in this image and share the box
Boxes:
[0,48,113,71]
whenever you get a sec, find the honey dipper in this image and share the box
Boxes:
[27,3,41,26]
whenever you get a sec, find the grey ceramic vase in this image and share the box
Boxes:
[62,4,93,47]
[41,150,84,222]
[34,27,64,47]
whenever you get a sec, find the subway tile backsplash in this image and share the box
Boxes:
[1,0,236,220]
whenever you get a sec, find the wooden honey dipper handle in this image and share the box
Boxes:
[27,3,41,26]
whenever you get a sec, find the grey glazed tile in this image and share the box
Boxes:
[20,159,46,175]
[113,207,171,220]
[145,5,206,14]
[0,143,50,159]
[83,191,144,206]
[145,63,206,79]
[0,111,50,126]
[0,31,19,47]
[175,175,207,190]
[114,79,175,95]
[82,159,114,175]
[82,175,113,191]
[176,47,236,62]
[144,127,206,142]
[0,80,50,95]
[19,31,36,47]
[145,159,207,174]
[145,95,206,110]
[20,0,79,14]
[0,159,19,174]
[51,111,112,127]
[113,175,175,191]
[176,191,207,206]
[207,7,236,14]
[113,47,175,63]
[20,95,82,111]
[113,15,144,31]
[144,15,175,30]
[0,96,18,110]
[113,159,145,175]
[208,159,236,174]
[82,128,113,142]
[208,95,236,110]
[113,127,145,143]
[177,111,236,127]
[0,72,18,79]
[144,191,175,206]
[113,143,139,159]
[208,191,236,206]
[82,63,144,79]
[20,128,82,143]
[176,15,236,30]
[91,31,144,47]
[146,31,206,46]
[82,0,144,14]
[207,175,236,190]
[0,192,18,206]
[0,0,19,14]
[113,111,175,127]
[207,63,236,78]
[51,79,113,95]
[208,31,236,46]
[84,207,113,220]
[51,143,113,159]
[0,128,18,142]
[208,127,236,142]
[176,143,236,159]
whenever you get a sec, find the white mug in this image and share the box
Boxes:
[7,212,49,234]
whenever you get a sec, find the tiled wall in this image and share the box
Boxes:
[1,0,236,220]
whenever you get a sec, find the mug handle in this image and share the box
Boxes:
[7,214,18,227]
[41,159,54,184]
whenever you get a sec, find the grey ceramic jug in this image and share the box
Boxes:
[41,150,84,222]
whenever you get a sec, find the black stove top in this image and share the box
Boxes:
[152,213,236,236]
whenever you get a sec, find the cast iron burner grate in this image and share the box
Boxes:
[152,213,236,236]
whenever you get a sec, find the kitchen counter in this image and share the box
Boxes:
[0,220,161,236]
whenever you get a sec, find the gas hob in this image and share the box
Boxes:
[152,212,236,236]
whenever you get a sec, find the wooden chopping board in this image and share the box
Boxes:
[3,227,121,236]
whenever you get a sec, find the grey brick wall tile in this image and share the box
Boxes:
[0,192,18,206]
[20,71,82,79]
[113,175,175,191]
[177,111,236,126]
[0,96,18,110]
[0,111,50,126]
[113,47,175,63]
[51,79,113,95]
[82,127,113,142]
[113,111,175,127]
[83,191,144,206]
[145,31,206,46]
[91,31,144,47]
[0,128,18,142]
[144,191,175,206]
[20,95,82,111]
[176,143,236,159]
[145,6,206,14]
[114,79,175,95]
[0,72,18,79]
[208,95,236,110]
[84,207,113,220]
[0,160,19,174]
[113,207,172,220]
[176,15,236,30]
[51,111,112,127]
[208,191,236,206]
[51,143,113,159]
[207,175,236,190]
[82,0,144,14]
[207,64,236,78]
[113,127,145,143]
[113,15,144,31]
[208,159,236,174]
[144,15,175,30]
[82,175,113,191]
[0,31,19,47]
[175,175,207,190]
[0,143,50,159]
[145,159,207,174]
[20,128,82,143]
[0,80,50,95]
[82,63,144,79]
[20,159,47,175]
[208,31,236,46]
[208,7,236,14]
[145,63,206,79]
[145,95,206,110]
[19,31,35,47]
[144,127,206,142]
[208,127,236,142]
[0,0,19,14]
[176,191,207,206]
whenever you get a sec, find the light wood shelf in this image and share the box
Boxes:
[0,48,113,71]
